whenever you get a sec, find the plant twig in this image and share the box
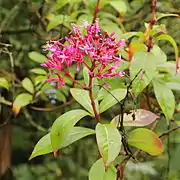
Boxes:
[147,0,157,52]
[159,125,180,138]
[92,0,100,24]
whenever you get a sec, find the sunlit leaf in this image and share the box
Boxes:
[109,1,127,15]
[22,78,34,94]
[130,51,156,96]
[28,51,47,63]
[34,75,46,85]
[156,34,179,70]
[89,158,116,180]
[30,68,47,75]
[128,128,163,155]
[70,88,99,115]
[99,88,126,113]
[0,77,9,90]
[29,133,52,160]
[150,45,167,65]
[13,93,33,115]
[29,127,94,160]
[111,109,159,127]
[83,66,89,86]
[47,15,73,31]
[157,13,179,21]
[50,109,89,151]
[153,78,175,121]
[96,123,121,167]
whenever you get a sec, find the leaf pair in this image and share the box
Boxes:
[30,109,94,159]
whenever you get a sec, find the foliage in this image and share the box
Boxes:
[0,0,180,180]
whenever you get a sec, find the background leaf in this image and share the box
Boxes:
[128,128,163,155]
[0,77,9,90]
[22,77,34,94]
[153,78,175,121]
[28,51,47,63]
[130,51,156,96]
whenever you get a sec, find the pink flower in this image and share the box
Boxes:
[41,19,125,88]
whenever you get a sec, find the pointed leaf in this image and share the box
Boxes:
[28,51,47,63]
[150,45,167,65]
[89,158,116,180]
[29,133,52,160]
[111,109,159,127]
[47,15,73,31]
[99,88,126,113]
[130,51,156,96]
[153,78,175,121]
[157,13,179,21]
[109,1,127,14]
[128,128,163,155]
[61,127,95,148]
[50,109,89,151]
[70,88,99,115]
[156,34,179,70]
[83,66,89,86]
[13,93,32,109]
[30,68,47,75]
[0,77,9,90]
[96,123,121,167]
[30,127,94,159]
[22,77,34,94]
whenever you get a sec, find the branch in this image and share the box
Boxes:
[147,0,157,52]
[92,0,100,24]
[159,125,180,138]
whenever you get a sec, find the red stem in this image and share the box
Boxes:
[92,0,100,24]
[147,0,157,52]
[88,73,101,122]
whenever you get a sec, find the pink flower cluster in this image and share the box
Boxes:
[41,19,125,88]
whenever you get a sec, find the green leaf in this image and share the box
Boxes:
[29,133,52,160]
[50,109,89,151]
[0,77,9,90]
[22,78,34,94]
[83,66,89,86]
[128,128,163,155]
[99,88,126,113]
[111,109,159,127]
[30,127,94,159]
[34,75,46,85]
[70,88,99,115]
[89,158,116,180]
[109,1,127,14]
[119,32,144,40]
[130,51,156,96]
[150,45,167,65]
[55,0,69,10]
[156,34,179,70]
[47,15,73,31]
[153,78,175,121]
[61,127,95,148]
[157,13,179,21]
[96,123,121,167]
[13,93,33,108]
[28,51,47,63]
[30,68,47,75]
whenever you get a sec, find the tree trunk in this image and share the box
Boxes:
[0,90,15,180]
